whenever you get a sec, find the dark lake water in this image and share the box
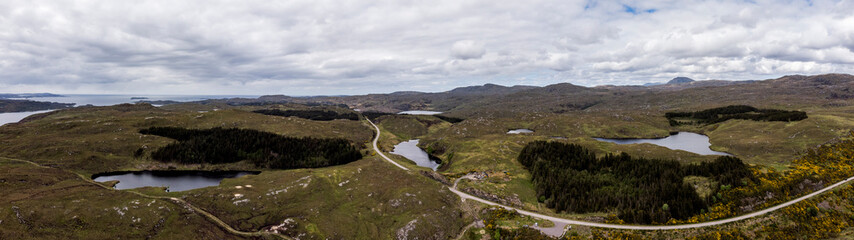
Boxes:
[92,171,260,192]
[390,139,441,170]
[594,132,731,156]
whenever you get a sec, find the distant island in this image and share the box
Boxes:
[0,99,74,113]
[136,100,180,105]
[0,93,64,99]
[130,97,149,100]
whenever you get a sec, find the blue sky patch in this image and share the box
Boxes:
[623,4,656,15]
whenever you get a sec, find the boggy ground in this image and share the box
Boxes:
[373,104,854,229]
[0,103,373,175]
[0,103,470,239]
[5,74,854,239]
[0,158,246,240]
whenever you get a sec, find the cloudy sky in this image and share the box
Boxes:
[1,0,853,95]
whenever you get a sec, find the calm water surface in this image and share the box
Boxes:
[390,139,441,170]
[0,94,256,126]
[93,171,259,192]
[0,110,54,126]
[398,110,443,115]
[17,94,257,106]
[594,132,731,156]
[507,129,534,134]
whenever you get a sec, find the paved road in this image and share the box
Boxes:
[366,118,409,171]
[451,175,854,230]
[365,118,854,230]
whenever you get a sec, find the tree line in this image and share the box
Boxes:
[518,141,755,224]
[361,111,464,124]
[666,105,807,126]
[253,109,360,121]
[139,127,363,169]
[433,115,464,123]
[361,111,392,121]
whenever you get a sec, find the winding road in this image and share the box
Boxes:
[365,118,854,231]
[366,117,409,171]
[0,157,290,240]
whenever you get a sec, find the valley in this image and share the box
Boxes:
[2,74,854,239]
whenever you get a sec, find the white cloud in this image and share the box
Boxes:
[451,40,486,60]
[0,0,852,95]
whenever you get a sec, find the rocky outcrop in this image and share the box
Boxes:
[420,171,451,186]
[461,187,523,207]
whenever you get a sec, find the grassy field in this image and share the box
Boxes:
[0,103,373,175]
[376,103,854,222]
[702,109,854,169]
[0,158,248,240]
[0,103,469,239]
[181,157,469,239]
[4,74,854,239]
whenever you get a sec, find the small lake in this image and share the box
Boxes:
[0,95,257,126]
[0,110,54,126]
[594,132,731,156]
[92,170,260,192]
[390,139,441,170]
[508,129,534,134]
[398,110,443,115]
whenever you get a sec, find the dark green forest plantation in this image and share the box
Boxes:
[252,109,360,121]
[666,105,808,126]
[140,127,363,169]
[518,141,755,224]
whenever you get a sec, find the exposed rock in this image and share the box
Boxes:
[12,206,26,226]
[461,187,523,207]
[420,171,451,186]
[396,219,418,240]
[583,216,605,223]
[797,178,824,193]
[265,218,297,234]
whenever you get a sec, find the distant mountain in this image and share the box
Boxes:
[199,73,854,116]
[0,93,64,99]
[637,77,693,86]
[388,91,426,96]
[667,77,695,84]
[447,84,538,95]
[534,83,590,94]
[649,80,748,91]
[771,74,854,86]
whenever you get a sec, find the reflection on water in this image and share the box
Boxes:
[93,171,259,192]
[507,129,534,134]
[0,110,54,126]
[594,132,731,156]
[398,110,443,115]
[390,139,441,170]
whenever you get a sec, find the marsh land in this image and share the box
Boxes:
[3,74,854,239]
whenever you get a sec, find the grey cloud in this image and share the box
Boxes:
[0,0,852,95]
[450,40,486,60]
